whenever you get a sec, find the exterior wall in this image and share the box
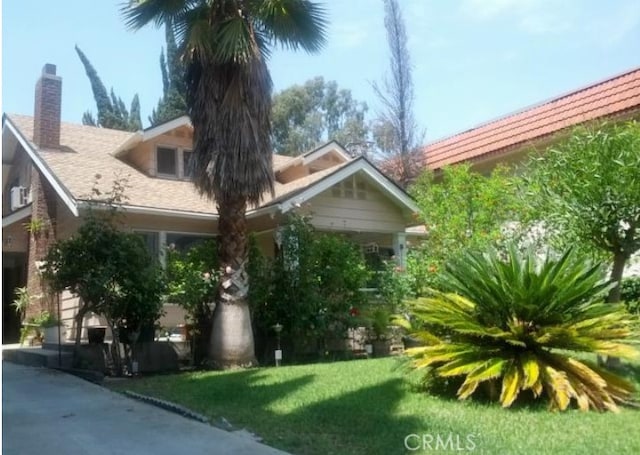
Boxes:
[308,152,345,171]
[309,178,408,233]
[277,164,309,183]
[25,168,58,319]
[123,212,216,234]
[2,146,32,217]
[125,141,154,175]
[2,221,29,253]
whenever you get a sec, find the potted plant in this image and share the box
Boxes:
[37,311,65,345]
[366,306,393,357]
[12,287,41,346]
[87,326,107,344]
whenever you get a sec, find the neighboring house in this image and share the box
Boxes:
[1,64,421,344]
[422,67,640,173]
[418,67,640,278]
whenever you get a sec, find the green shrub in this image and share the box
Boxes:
[35,311,61,328]
[403,245,639,412]
[621,277,640,315]
[249,215,370,355]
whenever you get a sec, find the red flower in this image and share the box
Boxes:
[349,307,360,317]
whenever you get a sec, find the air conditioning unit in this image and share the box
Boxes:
[10,186,30,211]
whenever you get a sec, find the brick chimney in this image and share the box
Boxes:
[33,63,62,149]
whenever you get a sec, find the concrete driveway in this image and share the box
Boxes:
[2,362,287,455]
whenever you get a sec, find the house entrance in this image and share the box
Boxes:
[3,253,26,344]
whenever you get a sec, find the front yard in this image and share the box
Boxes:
[109,357,640,454]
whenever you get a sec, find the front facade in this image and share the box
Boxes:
[2,65,420,343]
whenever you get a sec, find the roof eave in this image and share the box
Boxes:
[2,116,79,217]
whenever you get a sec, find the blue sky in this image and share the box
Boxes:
[2,0,639,142]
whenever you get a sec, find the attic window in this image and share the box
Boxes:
[183,150,194,179]
[157,147,177,176]
[331,176,367,200]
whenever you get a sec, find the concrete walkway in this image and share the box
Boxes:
[2,361,287,455]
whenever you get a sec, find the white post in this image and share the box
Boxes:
[392,232,407,268]
[159,231,167,266]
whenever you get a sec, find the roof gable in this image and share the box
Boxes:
[3,118,417,225]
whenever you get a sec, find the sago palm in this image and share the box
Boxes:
[122,1,327,367]
[404,246,639,411]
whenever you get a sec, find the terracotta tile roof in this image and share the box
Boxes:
[6,114,338,215]
[424,67,640,169]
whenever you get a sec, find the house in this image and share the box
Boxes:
[2,64,421,344]
[422,67,640,172]
[417,66,640,277]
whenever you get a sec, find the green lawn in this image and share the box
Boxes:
[110,358,640,454]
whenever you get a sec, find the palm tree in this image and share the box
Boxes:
[122,0,327,367]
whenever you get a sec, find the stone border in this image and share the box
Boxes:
[122,390,264,443]
[123,390,209,424]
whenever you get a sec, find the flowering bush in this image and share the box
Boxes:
[249,215,370,357]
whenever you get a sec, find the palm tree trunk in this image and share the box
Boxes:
[209,195,257,368]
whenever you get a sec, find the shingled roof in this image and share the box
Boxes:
[424,67,640,169]
[5,114,332,217]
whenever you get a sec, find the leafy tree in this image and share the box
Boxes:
[526,122,640,304]
[272,77,369,156]
[166,239,219,366]
[372,0,423,187]
[122,0,327,368]
[41,176,164,372]
[75,46,142,131]
[409,163,523,295]
[403,246,639,412]
[42,210,164,371]
[148,19,188,126]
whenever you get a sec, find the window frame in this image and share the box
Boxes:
[134,229,216,265]
[155,145,194,180]
[155,146,178,178]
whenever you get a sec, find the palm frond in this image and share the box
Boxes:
[251,0,328,53]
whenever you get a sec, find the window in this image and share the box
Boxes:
[182,150,194,179]
[166,233,212,252]
[157,147,177,176]
[136,231,160,260]
[331,177,367,199]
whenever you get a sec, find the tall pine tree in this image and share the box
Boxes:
[75,46,142,131]
[148,20,188,126]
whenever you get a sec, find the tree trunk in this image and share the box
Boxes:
[605,251,628,369]
[209,195,257,368]
[72,306,87,368]
[607,252,627,304]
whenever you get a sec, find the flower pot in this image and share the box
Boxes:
[402,336,425,349]
[43,325,65,345]
[372,340,391,357]
[87,327,106,344]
